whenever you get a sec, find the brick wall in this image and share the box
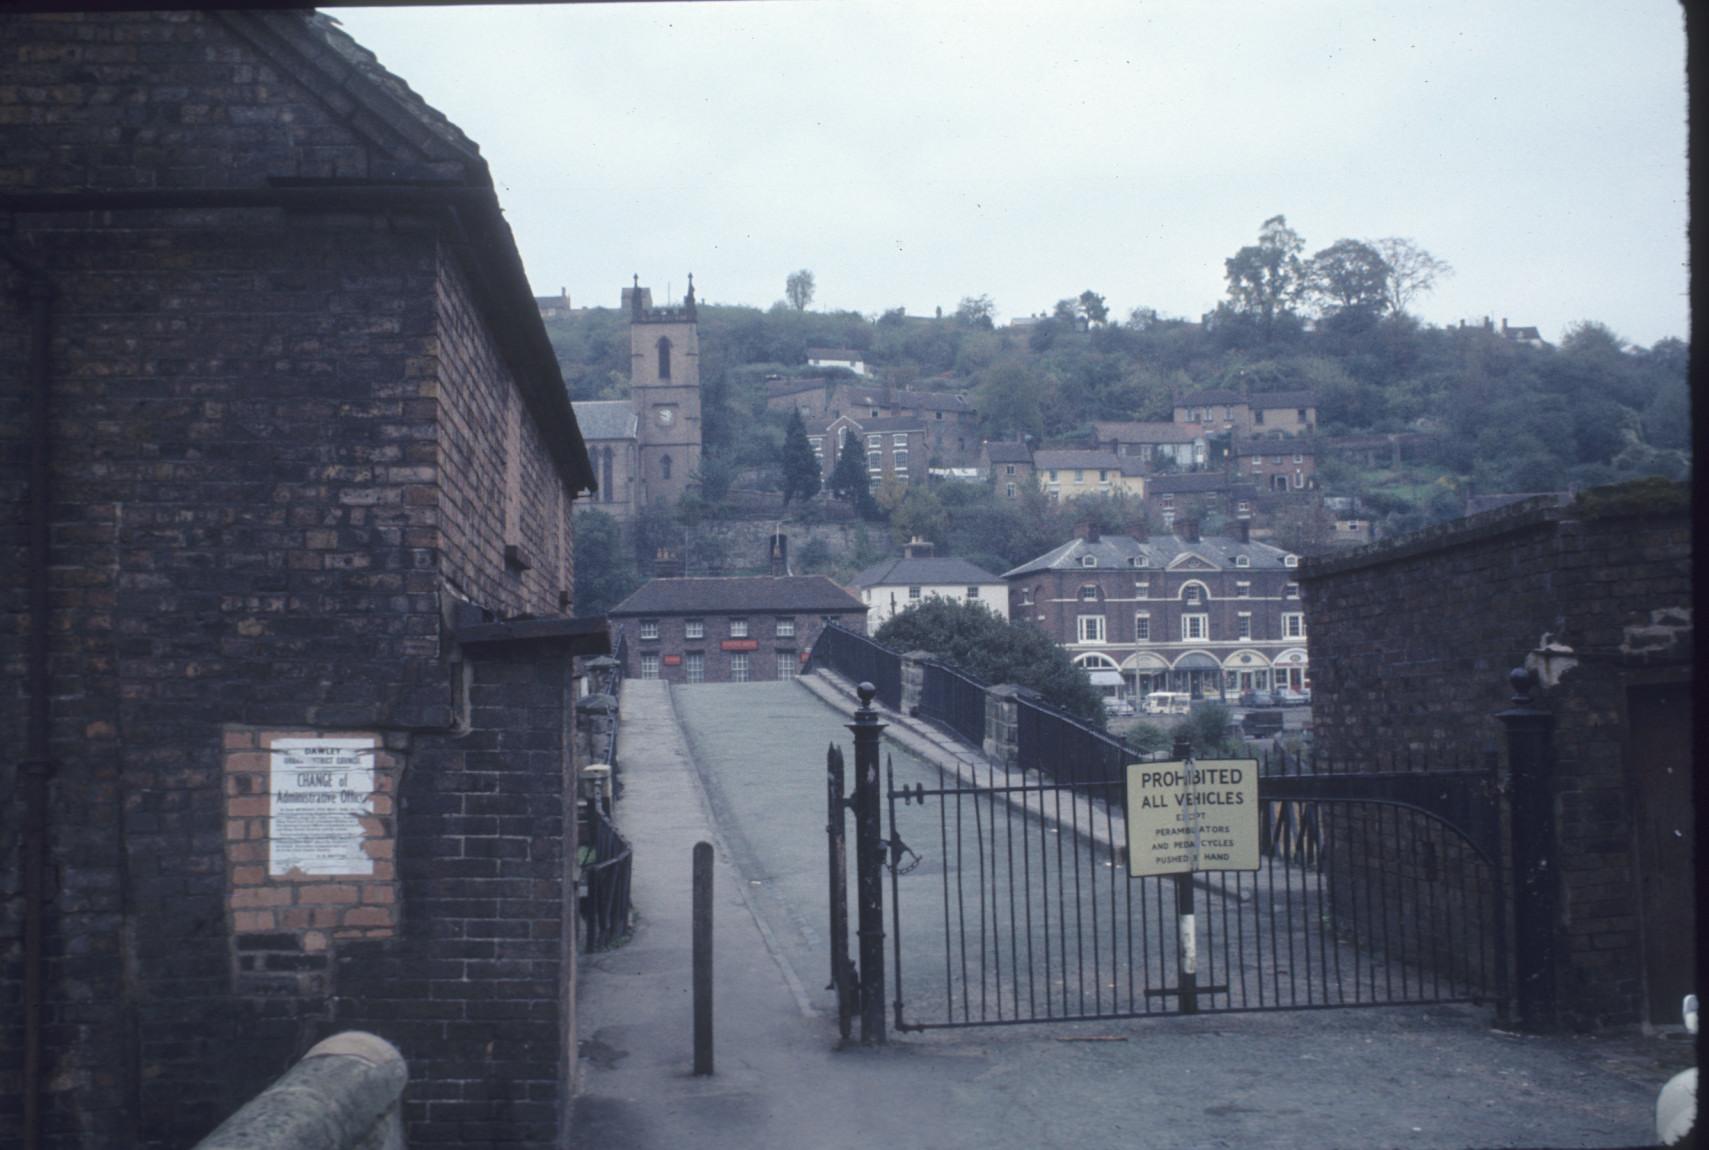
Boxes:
[1299,492,1693,1027]
[0,12,588,1147]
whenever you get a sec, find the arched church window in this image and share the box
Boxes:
[661,454,673,480]
[658,337,672,379]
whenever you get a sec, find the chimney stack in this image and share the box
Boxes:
[768,532,789,576]
[1233,518,1250,544]
[1175,517,1200,544]
[902,536,934,559]
[1077,521,1100,544]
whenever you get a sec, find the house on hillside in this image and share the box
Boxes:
[611,576,867,683]
[807,347,870,375]
[1032,449,1147,502]
[0,11,600,1147]
[1500,318,1548,347]
[1004,521,1308,702]
[1174,389,1317,437]
[810,413,927,487]
[851,540,1008,627]
[982,440,1036,498]
[1091,420,1206,470]
[1144,472,1259,527]
[1230,435,1318,493]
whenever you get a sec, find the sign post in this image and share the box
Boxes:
[1125,753,1259,1012]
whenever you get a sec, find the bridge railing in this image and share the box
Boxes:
[806,621,902,711]
[581,802,633,951]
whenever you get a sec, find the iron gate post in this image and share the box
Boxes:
[850,682,888,1044]
[1171,732,1198,1014]
[1496,667,1558,1030]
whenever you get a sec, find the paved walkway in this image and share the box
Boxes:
[571,676,1690,1150]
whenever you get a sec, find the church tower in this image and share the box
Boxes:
[627,274,703,506]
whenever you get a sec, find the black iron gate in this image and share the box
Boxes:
[876,746,1506,1031]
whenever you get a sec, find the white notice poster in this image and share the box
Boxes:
[268,737,378,877]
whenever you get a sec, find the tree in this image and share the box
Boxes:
[955,294,996,330]
[1223,215,1307,335]
[873,598,1105,727]
[827,430,876,517]
[779,409,822,505]
[785,268,815,312]
[571,509,642,617]
[1305,239,1390,322]
[1077,289,1109,325]
[978,361,1043,441]
[1370,237,1452,316]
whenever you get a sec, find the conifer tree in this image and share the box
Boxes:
[780,409,822,505]
[828,430,876,517]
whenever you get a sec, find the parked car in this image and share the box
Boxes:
[1240,688,1278,708]
[1274,688,1309,706]
[1657,994,1697,1146]
[1103,697,1136,717]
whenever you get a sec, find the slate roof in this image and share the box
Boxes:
[850,388,973,413]
[807,348,865,361]
[609,576,865,616]
[1093,421,1200,444]
[1033,450,1126,472]
[1231,435,1318,456]
[819,414,925,434]
[1176,388,1243,406]
[1146,472,1255,494]
[983,442,1033,464]
[850,556,1004,589]
[571,401,637,441]
[1003,533,1294,579]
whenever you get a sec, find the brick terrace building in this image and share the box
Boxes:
[1231,434,1319,492]
[1299,485,1692,1029]
[0,12,603,1148]
[611,576,866,683]
[982,440,1036,498]
[1004,523,1308,700]
[810,414,927,488]
[1174,388,1318,437]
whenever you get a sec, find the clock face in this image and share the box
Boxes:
[656,407,675,427]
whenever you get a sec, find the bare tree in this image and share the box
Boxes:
[785,268,815,311]
[1371,237,1452,316]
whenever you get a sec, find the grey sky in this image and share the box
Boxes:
[336,1,1688,347]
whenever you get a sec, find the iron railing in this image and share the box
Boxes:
[917,661,986,747]
[581,803,633,951]
[1014,694,1134,790]
[808,621,902,711]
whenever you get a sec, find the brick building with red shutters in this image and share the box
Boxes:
[0,12,605,1149]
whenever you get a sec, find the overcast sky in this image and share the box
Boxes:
[335,1,1688,347]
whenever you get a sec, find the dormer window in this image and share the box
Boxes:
[1081,555,1098,568]
[1235,555,1250,568]
[1284,554,1299,568]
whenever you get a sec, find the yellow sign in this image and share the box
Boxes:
[1125,759,1259,877]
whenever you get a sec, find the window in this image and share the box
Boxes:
[1297,408,1308,420]
[1223,406,1234,419]
[657,336,672,379]
[1282,613,1306,639]
[1162,510,1175,527]
[1235,555,1250,568]
[1182,614,1209,641]
[1237,612,1253,640]
[1079,585,1099,602]
[1005,464,1017,476]
[1236,580,1250,598]
[1284,554,1299,568]
[1183,582,1205,605]
[640,653,660,680]
[685,618,704,639]
[639,619,659,640]
[1272,455,1283,465]
[1048,470,1058,481]
[730,652,751,682]
[1019,588,1034,607]
[1294,470,1305,489]
[1286,581,1300,599]
[867,451,882,473]
[894,434,908,448]
[775,651,797,681]
[661,454,673,480]
[685,651,705,683]
[1161,494,1174,507]
[1135,580,1149,598]
[966,586,979,600]
[908,586,922,600]
[1081,556,1098,568]
[1255,408,1266,425]
[1077,615,1106,644]
[867,434,882,449]
[894,449,909,473]
[775,617,795,638]
[729,617,749,638]
[1005,483,1016,498]
[1098,470,1109,482]
[1237,501,1251,514]
[1135,613,1151,642]
[1293,453,1304,464]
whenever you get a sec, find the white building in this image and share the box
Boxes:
[850,542,1008,628]
[806,347,870,376]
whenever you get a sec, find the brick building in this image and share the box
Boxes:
[611,576,866,683]
[1,12,602,1149]
[809,414,927,488]
[1299,484,1692,1028]
[1230,435,1319,492]
[1174,388,1318,437]
[981,440,1035,498]
[1004,522,1308,701]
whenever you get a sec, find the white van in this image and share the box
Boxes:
[1141,691,1191,716]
